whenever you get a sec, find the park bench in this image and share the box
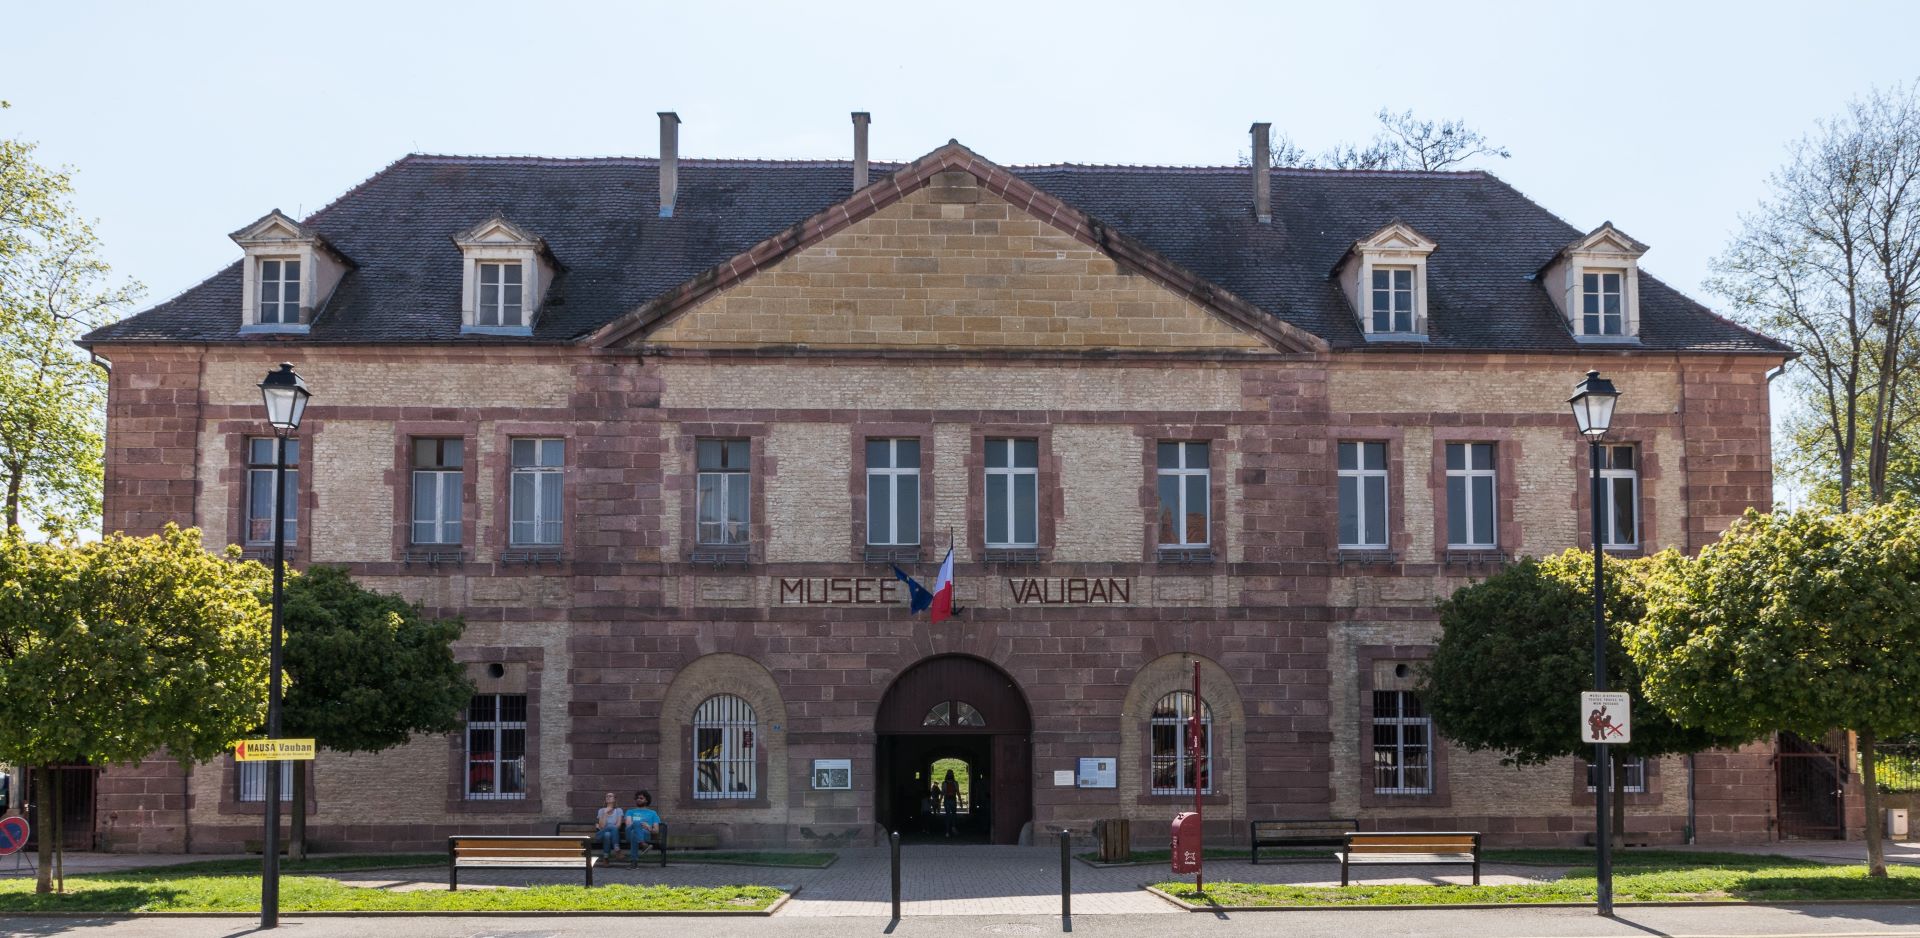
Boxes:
[554,819,672,865]
[1333,831,1481,886]
[447,834,598,890]
[1249,818,1359,864]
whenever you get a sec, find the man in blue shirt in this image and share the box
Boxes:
[622,790,661,867]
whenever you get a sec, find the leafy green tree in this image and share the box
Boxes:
[1629,503,1920,877]
[0,526,270,892]
[0,118,142,535]
[1422,550,1740,844]
[280,566,473,859]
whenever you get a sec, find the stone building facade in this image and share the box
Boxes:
[76,119,1796,853]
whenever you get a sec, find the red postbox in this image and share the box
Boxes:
[1170,811,1202,874]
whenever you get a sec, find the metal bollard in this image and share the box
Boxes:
[890,831,902,922]
[1059,828,1072,932]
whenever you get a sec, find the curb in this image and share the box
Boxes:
[1141,886,1920,913]
[0,886,799,919]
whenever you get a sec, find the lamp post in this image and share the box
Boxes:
[257,363,309,930]
[1567,369,1618,917]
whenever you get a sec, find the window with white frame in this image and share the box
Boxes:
[1149,690,1212,795]
[1598,444,1639,550]
[465,693,527,800]
[693,694,757,799]
[1372,689,1433,794]
[1337,441,1389,549]
[1156,442,1210,547]
[696,439,751,546]
[1586,755,1648,794]
[985,438,1039,548]
[1444,442,1497,549]
[1581,270,1626,336]
[245,437,299,545]
[256,258,302,324]
[235,761,294,803]
[1370,267,1416,334]
[509,438,564,546]
[476,261,525,328]
[411,438,464,545]
[866,438,921,546]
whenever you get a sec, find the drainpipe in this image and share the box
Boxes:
[1686,753,1697,844]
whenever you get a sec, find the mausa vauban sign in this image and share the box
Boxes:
[233,738,317,762]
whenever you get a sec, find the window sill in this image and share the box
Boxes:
[239,323,310,335]
[461,324,534,337]
[690,546,752,566]
[1155,547,1216,565]
[982,548,1046,565]
[1334,548,1399,564]
[1361,332,1429,343]
[1442,549,1510,566]
[405,548,467,566]
[1572,334,1642,345]
[499,548,565,566]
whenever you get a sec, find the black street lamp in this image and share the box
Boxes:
[256,362,309,930]
[1568,369,1618,917]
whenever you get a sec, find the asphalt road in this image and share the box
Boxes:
[10,906,1920,938]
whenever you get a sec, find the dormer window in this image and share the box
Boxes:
[1541,223,1647,342]
[230,209,351,334]
[257,259,302,325]
[1371,267,1415,334]
[1335,221,1436,341]
[476,261,525,328]
[1582,270,1625,336]
[454,217,556,336]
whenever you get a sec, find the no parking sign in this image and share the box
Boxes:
[0,816,27,855]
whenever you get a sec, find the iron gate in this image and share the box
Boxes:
[1776,732,1845,840]
[24,765,97,851]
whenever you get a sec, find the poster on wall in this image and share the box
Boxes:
[812,759,853,790]
[1076,757,1117,788]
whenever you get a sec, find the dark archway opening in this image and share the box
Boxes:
[875,655,1031,845]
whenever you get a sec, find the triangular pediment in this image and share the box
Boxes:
[1566,222,1647,258]
[455,215,545,248]
[592,142,1323,355]
[1357,220,1437,254]
[229,209,314,246]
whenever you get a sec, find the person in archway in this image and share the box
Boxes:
[941,769,959,838]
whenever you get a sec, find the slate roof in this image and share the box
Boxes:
[82,151,1789,355]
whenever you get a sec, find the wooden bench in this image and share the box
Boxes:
[1249,818,1359,864]
[447,835,598,890]
[1334,831,1481,886]
[553,820,670,866]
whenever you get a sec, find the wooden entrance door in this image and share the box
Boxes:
[991,733,1032,845]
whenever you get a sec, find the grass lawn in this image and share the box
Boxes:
[0,872,785,914]
[1153,852,1920,907]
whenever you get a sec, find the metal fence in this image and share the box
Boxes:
[1876,737,1920,792]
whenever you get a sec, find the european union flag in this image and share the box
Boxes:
[891,564,934,614]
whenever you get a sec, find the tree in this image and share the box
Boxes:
[280,565,473,859]
[0,526,270,892]
[1421,550,1739,844]
[0,124,142,535]
[1708,83,1920,511]
[1260,108,1511,171]
[1628,503,1920,878]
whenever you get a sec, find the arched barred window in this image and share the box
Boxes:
[1149,690,1211,795]
[693,694,757,799]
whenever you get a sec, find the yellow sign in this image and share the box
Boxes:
[233,739,316,762]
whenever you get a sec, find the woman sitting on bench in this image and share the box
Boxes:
[593,791,624,859]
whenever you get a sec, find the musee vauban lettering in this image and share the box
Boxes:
[1008,576,1131,605]
[776,575,1132,605]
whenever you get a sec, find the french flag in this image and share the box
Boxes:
[929,547,955,624]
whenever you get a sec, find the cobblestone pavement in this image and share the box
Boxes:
[337,844,1563,916]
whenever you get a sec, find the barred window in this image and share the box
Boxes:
[465,694,527,800]
[236,761,294,803]
[1149,690,1212,795]
[693,694,757,800]
[245,437,299,545]
[1372,690,1433,794]
[1587,755,1648,794]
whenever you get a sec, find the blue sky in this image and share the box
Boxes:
[5,1,1917,487]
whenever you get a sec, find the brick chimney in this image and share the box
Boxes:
[852,112,872,190]
[1250,122,1271,224]
[658,111,681,218]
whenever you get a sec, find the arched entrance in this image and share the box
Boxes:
[875,655,1031,844]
